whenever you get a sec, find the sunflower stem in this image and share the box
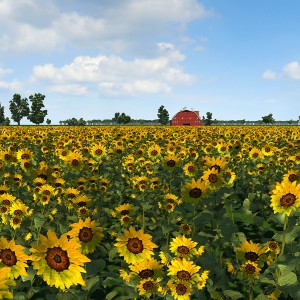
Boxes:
[192,202,197,239]
[280,214,288,257]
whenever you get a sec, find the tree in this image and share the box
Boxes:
[157,105,169,125]
[0,102,5,125]
[9,94,29,125]
[262,113,275,125]
[46,119,51,125]
[203,112,213,126]
[112,112,131,124]
[27,93,47,125]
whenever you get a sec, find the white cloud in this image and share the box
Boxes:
[282,61,300,80]
[262,69,277,80]
[30,43,195,95]
[0,0,211,54]
[0,80,22,90]
[0,67,13,76]
[50,84,87,96]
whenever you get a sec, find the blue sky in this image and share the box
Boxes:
[0,0,300,124]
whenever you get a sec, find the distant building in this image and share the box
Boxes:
[170,108,202,126]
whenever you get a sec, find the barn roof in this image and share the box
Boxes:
[171,109,201,120]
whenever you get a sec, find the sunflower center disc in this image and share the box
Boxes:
[209,174,218,183]
[46,247,70,272]
[79,227,93,243]
[280,193,296,207]
[177,270,191,281]
[245,264,255,274]
[54,254,62,263]
[0,249,17,266]
[167,160,176,167]
[189,188,202,198]
[188,166,194,172]
[178,246,190,254]
[143,281,154,291]
[139,269,154,279]
[127,238,144,254]
[245,251,259,262]
[176,284,187,295]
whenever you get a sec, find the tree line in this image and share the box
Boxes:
[0,93,49,125]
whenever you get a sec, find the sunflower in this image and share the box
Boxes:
[137,278,161,299]
[236,240,266,263]
[0,267,15,299]
[30,230,91,290]
[115,203,134,217]
[205,156,227,173]
[240,261,261,280]
[0,237,30,279]
[90,143,106,160]
[67,217,104,254]
[20,159,34,172]
[224,168,236,185]
[270,180,300,216]
[201,168,225,190]
[16,148,33,162]
[169,235,198,259]
[167,258,201,284]
[249,147,263,160]
[181,178,208,203]
[162,154,180,170]
[64,151,84,171]
[129,257,163,280]
[167,279,192,300]
[282,170,299,184]
[196,270,209,290]
[147,144,161,159]
[9,201,29,218]
[114,226,158,264]
[183,162,197,177]
[179,224,192,236]
[0,193,16,207]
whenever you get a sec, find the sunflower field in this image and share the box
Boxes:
[0,125,299,300]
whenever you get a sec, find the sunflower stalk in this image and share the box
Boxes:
[279,214,288,257]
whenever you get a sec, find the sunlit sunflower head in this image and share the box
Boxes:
[236,240,266,263]
[196,270,210,290]
[264,240,280,255]
[30,229,91,290]
[16,148,33,162]
[164,193,181,205]
[129,257,163,280]
[0,193,16,207]
[20,159,34,172]
[182,178,208,203]
[167,279,192,300]
[67,217,104,254]
[201,168,225,190]
[114,226,158,264]
[282,170,299,184]
[224,168,236,185]
[167,257,201,284]
[270,180,300,216]
[90,143,106,159]
[147,144,161,159]
[64,151,84,171]
[240,261,261,281]
[0,267,16,299]
[182,162,197,177]
[249,147,263,160]
[205,156,227,173]
[169,235,198,258]
[261,145,274,157]
[162,154,180,170]
[0,236,30,279]
[9,200,29,218]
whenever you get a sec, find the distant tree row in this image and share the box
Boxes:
[0,93,48,125]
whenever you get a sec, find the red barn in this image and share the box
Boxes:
[170,108,202,126]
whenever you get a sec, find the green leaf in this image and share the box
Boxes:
[83,276,99,292]
[223,290,244,299]
[285,225,300,244]
[106,291,119,300]
[33,216,46,228]
[278,272,298,286]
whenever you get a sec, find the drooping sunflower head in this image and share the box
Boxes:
[162,154,180,170]
[129,257,163,280]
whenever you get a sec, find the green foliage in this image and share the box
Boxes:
[157,105,169,125]
[0,102,5,124]
[262,113,275,124]
[64,117,87,126]
[112,112,131,124]
[9,93,30,125]
[202,112,213,125]
[27,93,48,125]
[46,119,51,125]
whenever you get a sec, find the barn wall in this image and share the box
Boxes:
[170,111,202,126]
